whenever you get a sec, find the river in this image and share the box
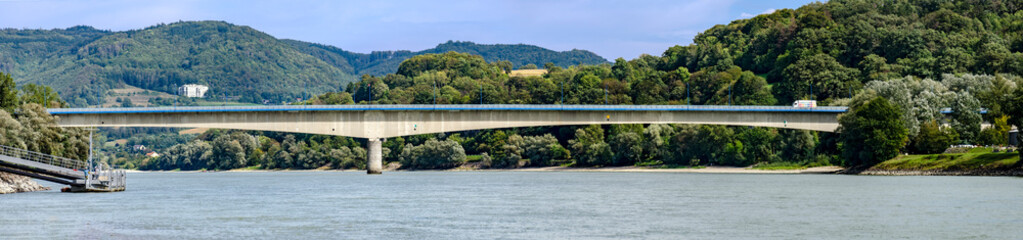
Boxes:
[1,171,1021,239]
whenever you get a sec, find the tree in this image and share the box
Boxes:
[398,138,466,169]
[121,98,136,107]
[497,134,524,168]
[977,115,1011,146]
[839,97,908,168]
[569,125,612,166]
[515,134,568,167]
[19,84,64,108]
[1007,88,1023,160]
[211,135,246,170]
[911,120,958,154]
[948,91,981,143]
[860,77,951,136]
[776,53,860,104]
[0,72,17,112]
[859,54,898,80]
[608,131,643,166]
[479,152,493,168]
[496,60,513,74]
[642,124,674,162]
[778,129,814,162]
[731,71,777,105]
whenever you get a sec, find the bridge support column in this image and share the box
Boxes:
[367,138,383,174]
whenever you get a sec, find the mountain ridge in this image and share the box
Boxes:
[282,39,609,76]
[0,21,608,106]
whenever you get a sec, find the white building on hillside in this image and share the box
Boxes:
[178,84,209,98]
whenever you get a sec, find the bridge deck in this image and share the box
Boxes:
[47,104,851,115]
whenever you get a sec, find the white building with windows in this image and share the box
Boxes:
[178,84,209,98]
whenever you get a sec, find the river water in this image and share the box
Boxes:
[1,171,1021,239]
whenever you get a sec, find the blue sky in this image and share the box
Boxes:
[0,0,819,60]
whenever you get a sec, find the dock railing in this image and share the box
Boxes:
[0,144,87,170]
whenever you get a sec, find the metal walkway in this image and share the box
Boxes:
[0,145,125,192]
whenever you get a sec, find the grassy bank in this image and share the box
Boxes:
[871,148,1019,172]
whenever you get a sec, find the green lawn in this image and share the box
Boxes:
[873,152,1019,171]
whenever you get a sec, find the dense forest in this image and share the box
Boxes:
[17,0,1023,171]
[0,21,608,106]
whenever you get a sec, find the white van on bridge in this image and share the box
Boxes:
[792,100,817,108]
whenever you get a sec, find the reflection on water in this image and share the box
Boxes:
[1,171,1021,239]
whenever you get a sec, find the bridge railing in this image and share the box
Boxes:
[0,144,87,170]
[48,104,850,114]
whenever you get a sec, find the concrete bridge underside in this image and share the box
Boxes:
[49,105,845,174]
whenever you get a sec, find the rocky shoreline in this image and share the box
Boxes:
[0,172,50,194]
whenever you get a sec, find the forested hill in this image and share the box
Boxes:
[283,40,609,76]
[663,0,1023,104]
[0,21,355,105]
[0,21,607,106]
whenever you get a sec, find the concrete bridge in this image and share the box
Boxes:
[47,104,848,174]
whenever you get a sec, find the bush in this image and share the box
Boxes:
[689,158,701,166]
[398,139,466,169]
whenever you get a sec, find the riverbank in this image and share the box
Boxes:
[122,150,1022,177]
[860,150,1022,176]
[149,165,843,174]
[477,166,845,174]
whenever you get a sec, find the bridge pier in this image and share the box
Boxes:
[367,138,382,174]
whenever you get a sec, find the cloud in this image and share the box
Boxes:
[739,8,777,19]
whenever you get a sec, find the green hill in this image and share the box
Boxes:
[660,0,1023,104]
[284,40,609,76]
[1,21,355,105]
[1,21,607,106]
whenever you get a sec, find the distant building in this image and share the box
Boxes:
[178,84,209,98]
[132,145,147,151]
[145,152,161,158]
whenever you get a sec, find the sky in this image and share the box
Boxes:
[0,0,819,60]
